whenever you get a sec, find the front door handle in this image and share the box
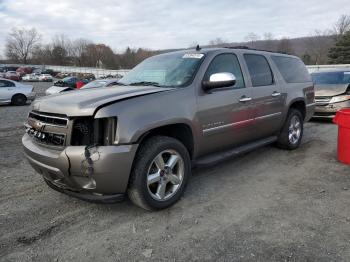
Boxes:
[239,96,252,102]
[271,92,281,97]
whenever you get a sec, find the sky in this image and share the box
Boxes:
[0,0,349,56]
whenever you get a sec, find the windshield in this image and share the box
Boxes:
[119,52,205,87]
[62,77,76,82]
[81,80,107,89]
[312,71,350,85]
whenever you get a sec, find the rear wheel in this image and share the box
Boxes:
[128,136,191,210]
[11,94,27,106]
[277,109,303,150]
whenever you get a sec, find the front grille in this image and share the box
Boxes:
[25,126,66,146]
[315,97,332,106]
[28,111,68,127]
[26,111,70,147]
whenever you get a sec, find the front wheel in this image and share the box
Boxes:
[128,136,191,210]
[276,109,304,150]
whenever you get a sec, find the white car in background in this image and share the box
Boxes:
[45,78,119,95]
[0,78,36,106]
[80,78,120,89]
[39,74,53,82]
[22,73,39,82]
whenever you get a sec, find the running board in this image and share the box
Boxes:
[194,136,277,168]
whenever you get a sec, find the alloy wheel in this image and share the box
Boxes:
[288,115,301,144]
[147,149,185,201]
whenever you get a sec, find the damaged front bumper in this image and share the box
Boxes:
[314,100,350,118]
[22,133,138,202]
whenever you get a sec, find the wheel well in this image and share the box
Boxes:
[289,101,306,120]
[137,124,194,159]
[12,93,26,99]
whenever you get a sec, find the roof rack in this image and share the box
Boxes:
[224,46,290,55]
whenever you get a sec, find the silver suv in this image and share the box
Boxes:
[22,47,315,210]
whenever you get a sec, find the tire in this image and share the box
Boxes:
[128,136,191,210]
[276,109,304,150]
[11,94,27,106]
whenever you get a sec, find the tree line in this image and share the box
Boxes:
[3,14,350,68]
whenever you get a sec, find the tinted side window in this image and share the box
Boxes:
[6,80,15,87]
[272,56,311,83]
[244,54,274,87]
[0,80,14,87]
[204,53,245,89]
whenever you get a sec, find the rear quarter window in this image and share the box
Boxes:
[272,56,311,83]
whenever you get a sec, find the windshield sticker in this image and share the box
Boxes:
[183,53,204,59]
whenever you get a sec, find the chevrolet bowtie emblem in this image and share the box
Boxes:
[28,119,46,131]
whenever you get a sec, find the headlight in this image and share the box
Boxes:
[71,117,117,146]
[330,95,350,104]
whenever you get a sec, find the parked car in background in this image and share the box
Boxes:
[0,78,36,105]
[312,70,350,118]
[80,78,120,90]
[4,66,20,72]
[23,47,314,210]
[42,69,59,77]
[39,74,53,82]
[16,67,33,77]
[45,76,88,95]
[5,71,21,81]
[22,73,40,82]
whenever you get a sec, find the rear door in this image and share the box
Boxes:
[243,54,284,138]
[196,53,255,155]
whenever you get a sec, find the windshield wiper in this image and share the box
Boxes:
[128,81,162,87]
[114,82,127,86]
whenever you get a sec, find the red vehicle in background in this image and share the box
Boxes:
[5,71,21,81]
[76,79,85,89]
[16,67,33,77]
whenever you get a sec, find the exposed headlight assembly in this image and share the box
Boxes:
[330,95,350,104]
[71,117,117,146]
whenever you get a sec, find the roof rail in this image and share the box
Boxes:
[224,46,290,55]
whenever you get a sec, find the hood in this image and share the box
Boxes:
[33,85,173,117]
[45,85,72,95]
[315,84,349,97]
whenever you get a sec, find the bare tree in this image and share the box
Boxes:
[71,38,91,66]
[5,27,41,64]
[277,38,294,54]
[50,34,72,65]
[244,33,260,48]
[333,14,350,37]
[208,37,226,46]
[261,32,275,51]
[263,32,274,41]
[305,30,334,64]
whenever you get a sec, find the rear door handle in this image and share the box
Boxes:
[239,96,252,102]
[271,92,281,97]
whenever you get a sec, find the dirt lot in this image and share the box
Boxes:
[1,83,350,261]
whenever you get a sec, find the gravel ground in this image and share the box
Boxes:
[0,83,350,261]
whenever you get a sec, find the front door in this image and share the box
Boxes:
[196,53,255,156]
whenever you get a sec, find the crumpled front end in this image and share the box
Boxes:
[22,110,138,202]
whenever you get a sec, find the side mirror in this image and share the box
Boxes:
[202,72,236,92]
